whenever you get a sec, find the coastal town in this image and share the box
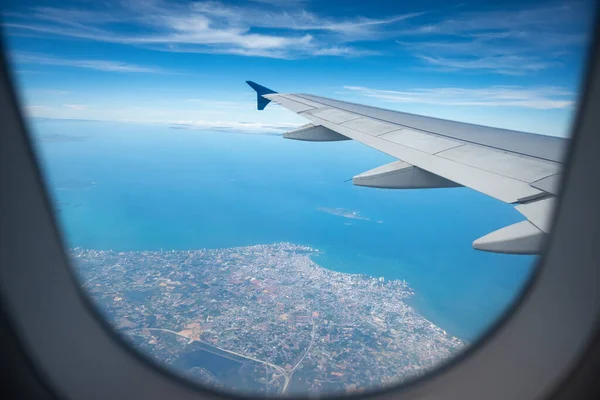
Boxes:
[71,243,465,395]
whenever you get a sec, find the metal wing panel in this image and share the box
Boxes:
[380,129,464,154]
[294,93,567,163]
[267,96,315,113]
[437,145,560,183]
[341,118,401,136]
[305,113,545,203]
[311,109,361,124]
[277,94,325,109]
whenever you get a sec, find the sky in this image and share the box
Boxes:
[1,0,597,137]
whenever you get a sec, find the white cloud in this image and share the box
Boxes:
[400,2,590,38]
[168,120,298,133]
[188,1,426,38]
[343,85,574,109]
[248,0,310,6]
[185,98,255,108]
[26,89,70,95]
[3,0,424,59]
[312,46,380,57]
[2,0,592,69]
[21,95,306,134]
[396,1,593,74]
[21,83,576,137]
[11,52,165,73]
[63,104,87,111]
[415,55,556,76]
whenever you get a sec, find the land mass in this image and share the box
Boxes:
[71,243,465,396]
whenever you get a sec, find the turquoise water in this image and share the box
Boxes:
[29,119,535,342]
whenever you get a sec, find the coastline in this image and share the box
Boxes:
[72,242,465,394]
[308,250,471,342]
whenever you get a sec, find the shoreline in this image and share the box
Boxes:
[71,241,468,343]
[308,249,470,342]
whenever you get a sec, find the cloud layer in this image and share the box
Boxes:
[12,52,165,73]
[4,0,422,59]
[343,85,574,109]
[22,99,305,134]
[4,0,592,73]
[4,0,591,137]
[396,1,593,74]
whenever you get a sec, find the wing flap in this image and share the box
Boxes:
[353,160,460,189]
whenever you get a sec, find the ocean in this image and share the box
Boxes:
[29,119,535,342]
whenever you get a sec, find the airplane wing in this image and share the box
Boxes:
[246,81,568,255]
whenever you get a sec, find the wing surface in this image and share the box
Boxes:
[247,81,568,254]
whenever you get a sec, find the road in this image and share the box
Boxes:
[281,319,317,394]
[136,327,291,392]
[135,320,317,396]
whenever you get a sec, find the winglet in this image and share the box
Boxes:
[246,81,277,110]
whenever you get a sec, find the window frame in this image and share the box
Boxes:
[1,16,600,400]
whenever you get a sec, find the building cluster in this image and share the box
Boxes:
[71,243,465,395]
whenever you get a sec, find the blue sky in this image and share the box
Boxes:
[1,0,596,136]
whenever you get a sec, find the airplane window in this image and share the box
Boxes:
[1,0,596,396]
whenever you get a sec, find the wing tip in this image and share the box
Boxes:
[246,81,277,95]
[246,81,277,110]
